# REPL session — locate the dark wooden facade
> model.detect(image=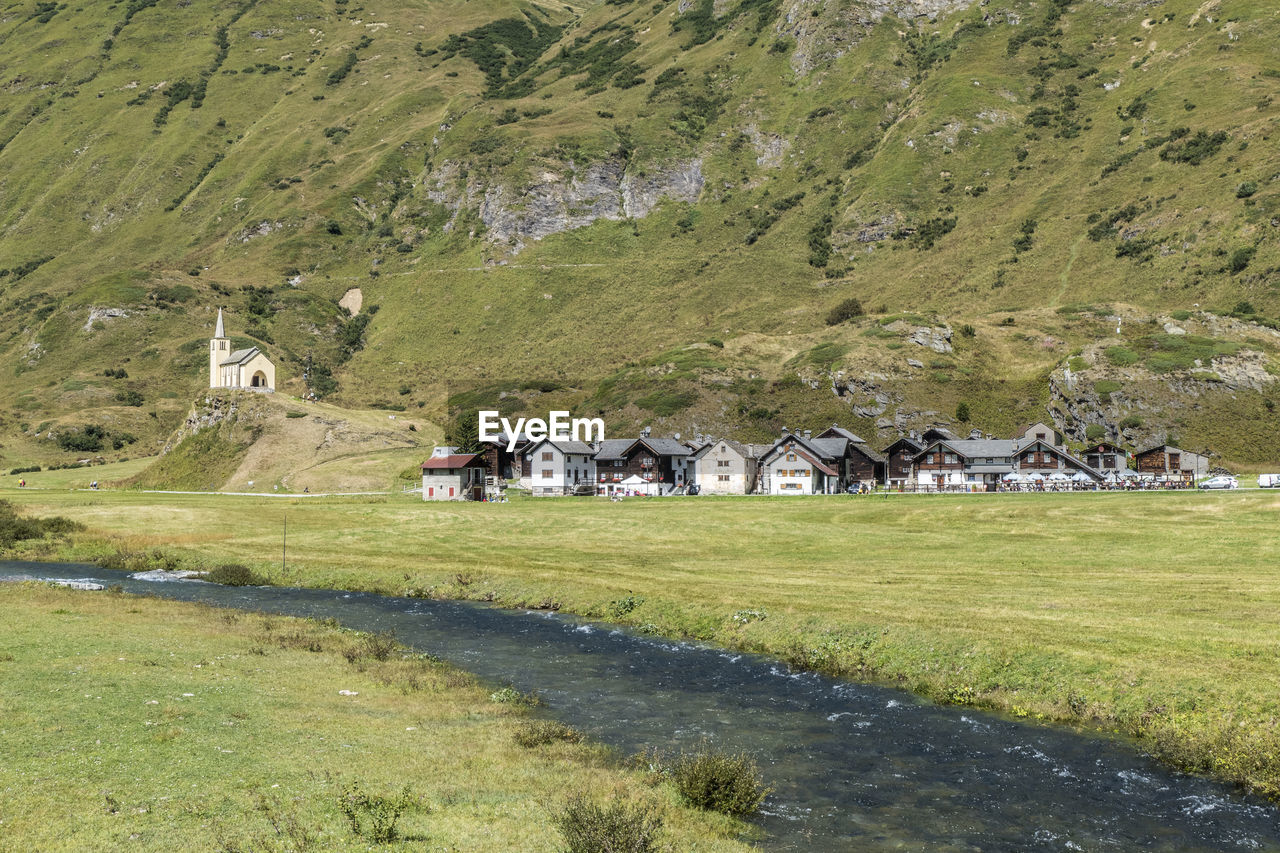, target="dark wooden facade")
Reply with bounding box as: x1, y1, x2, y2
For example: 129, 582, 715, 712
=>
883, 437, 923, 484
